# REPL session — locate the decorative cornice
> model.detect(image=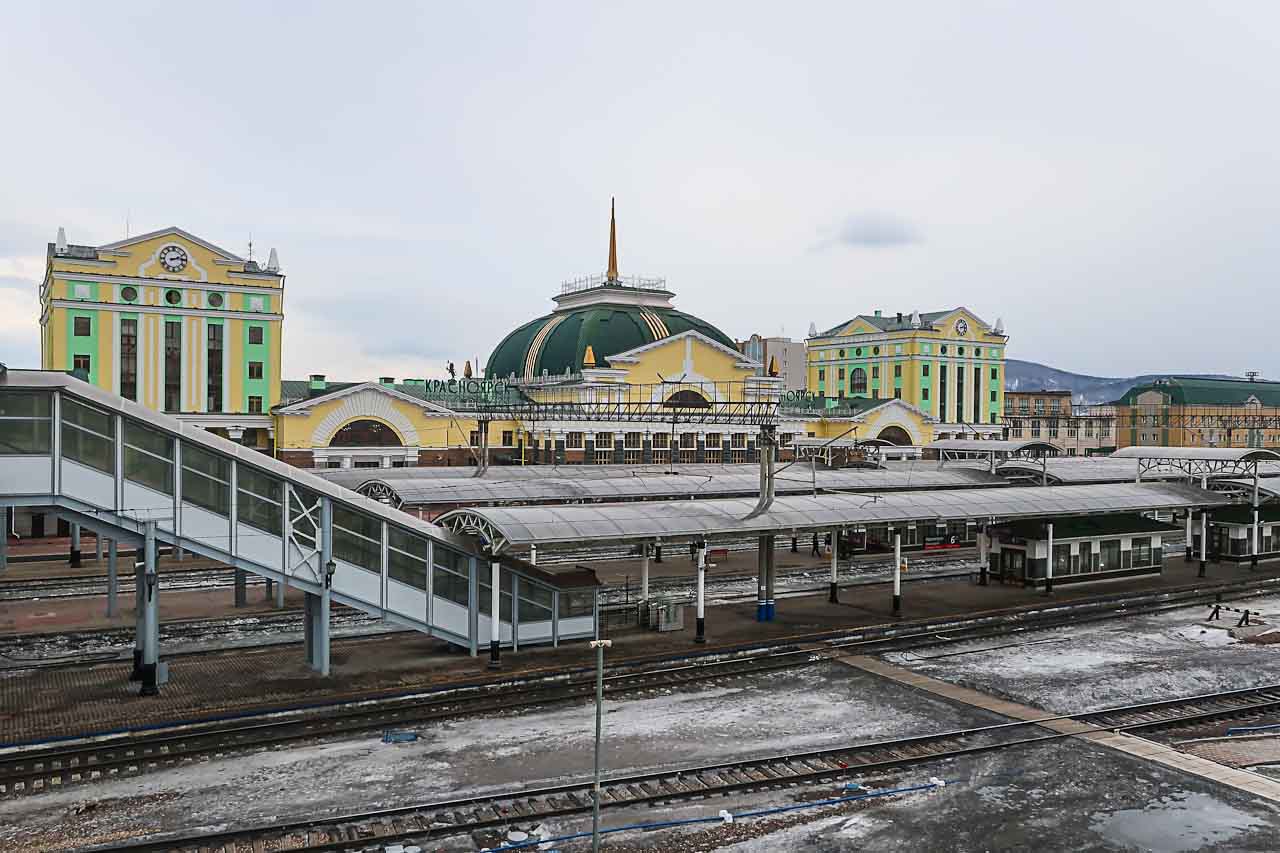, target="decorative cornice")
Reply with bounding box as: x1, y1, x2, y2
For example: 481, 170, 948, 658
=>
48, 271, 282, 294
49, 299, 282, 321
